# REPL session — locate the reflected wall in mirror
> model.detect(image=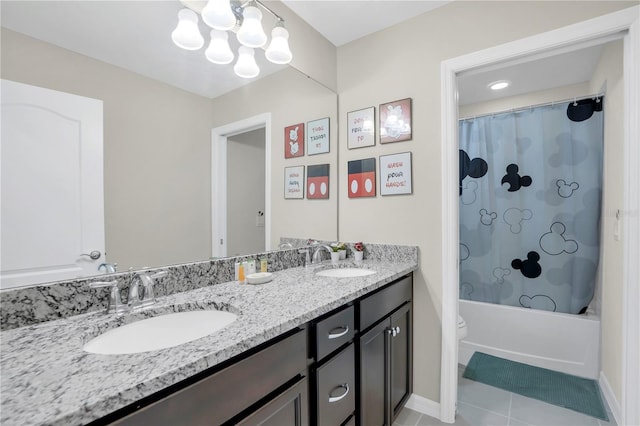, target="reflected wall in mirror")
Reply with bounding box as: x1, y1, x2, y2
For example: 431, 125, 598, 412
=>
0, 0, 338, 289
